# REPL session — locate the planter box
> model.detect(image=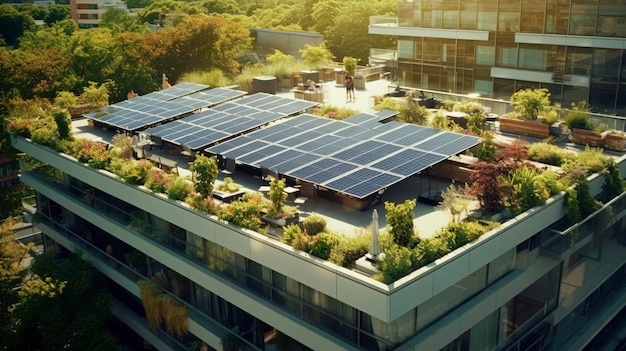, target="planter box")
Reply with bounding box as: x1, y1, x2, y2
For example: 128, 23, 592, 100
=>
212, 190, 246, 203
262, 213, 300, 227
604, 133, 625, 151
499, 118, 550, 139
569, 128, 606, 147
